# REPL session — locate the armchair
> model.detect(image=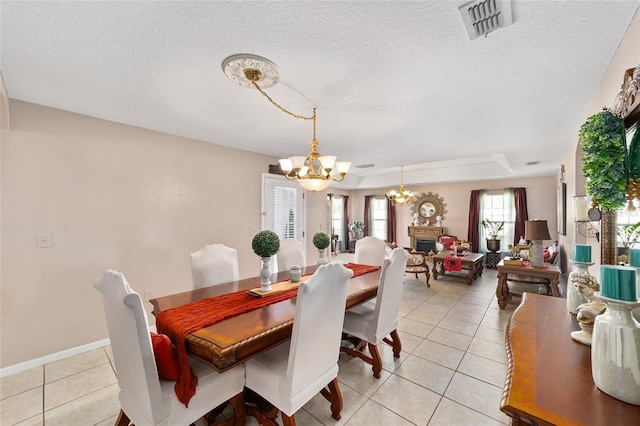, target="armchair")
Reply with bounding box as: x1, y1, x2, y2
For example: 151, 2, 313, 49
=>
404, 248, 430, 286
